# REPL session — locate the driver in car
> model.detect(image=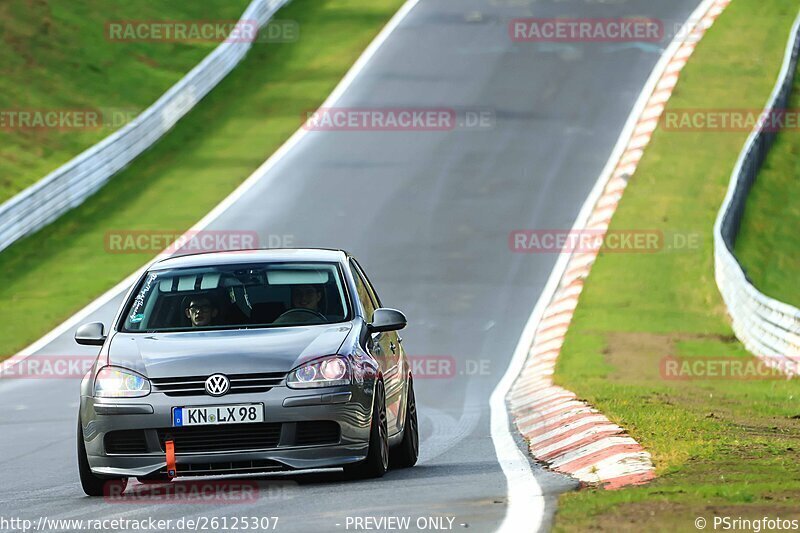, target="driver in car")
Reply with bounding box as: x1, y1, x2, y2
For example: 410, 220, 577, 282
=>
291, 285, 323, 312
184, 296, 219, 327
